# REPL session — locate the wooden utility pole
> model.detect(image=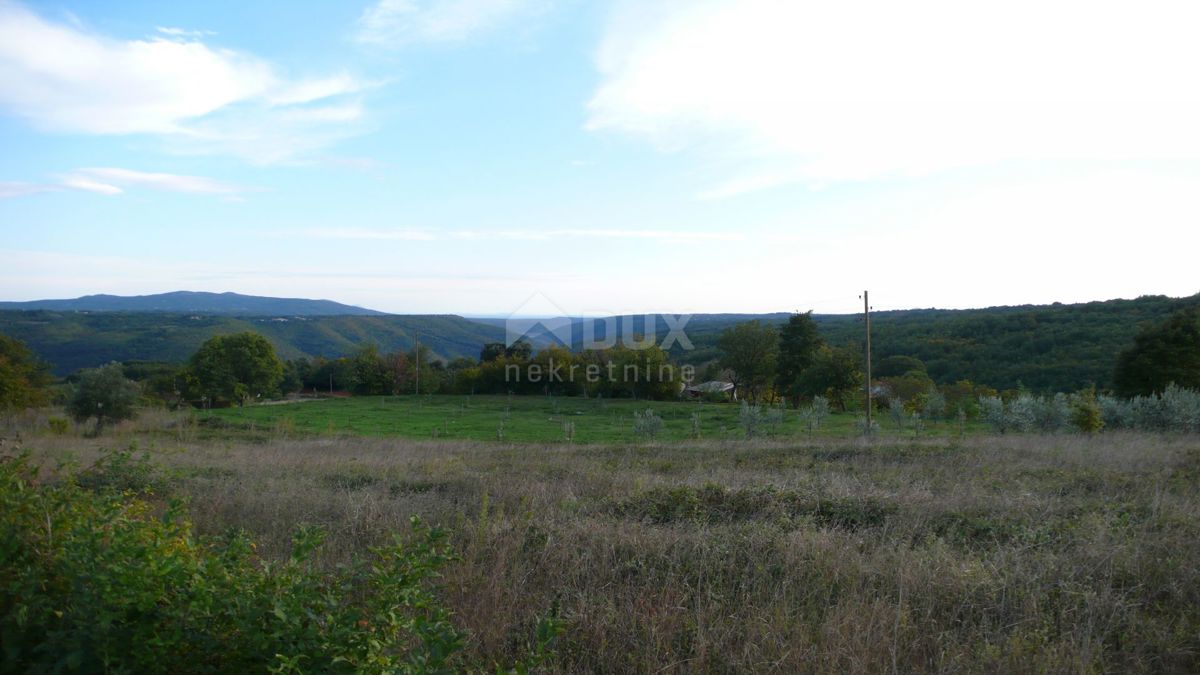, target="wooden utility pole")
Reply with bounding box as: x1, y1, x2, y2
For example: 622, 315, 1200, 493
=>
863, 290, 872, 432
414, 333, 420, 396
